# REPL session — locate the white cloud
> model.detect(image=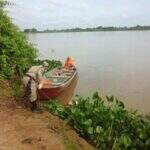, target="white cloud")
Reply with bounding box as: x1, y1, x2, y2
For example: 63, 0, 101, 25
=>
6, 0, 150, 29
